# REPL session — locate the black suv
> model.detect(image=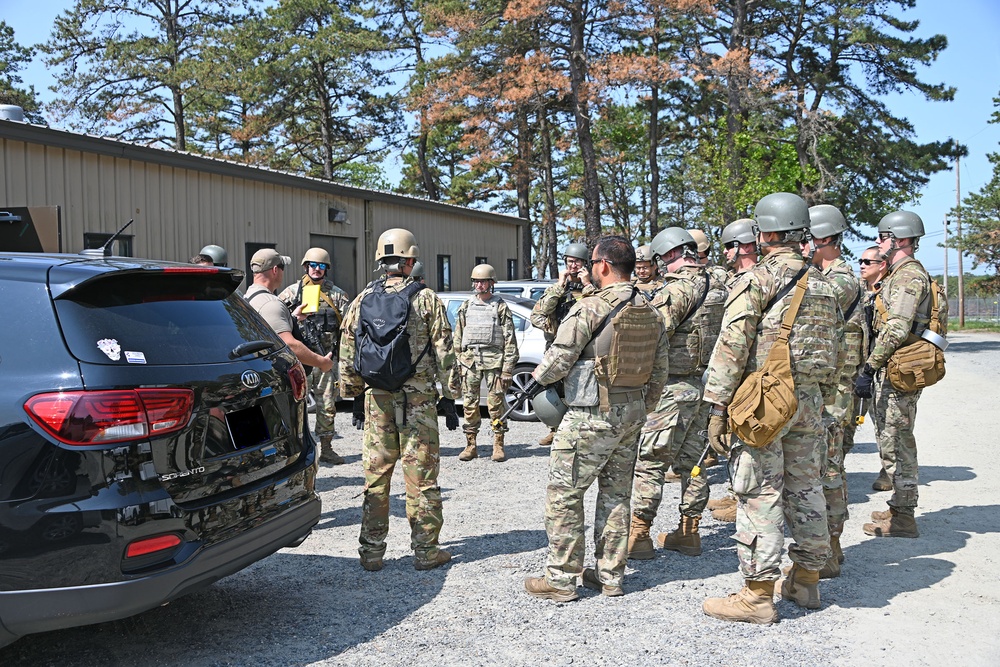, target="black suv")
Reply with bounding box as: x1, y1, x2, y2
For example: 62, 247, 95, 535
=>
0, 253, 320, 647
